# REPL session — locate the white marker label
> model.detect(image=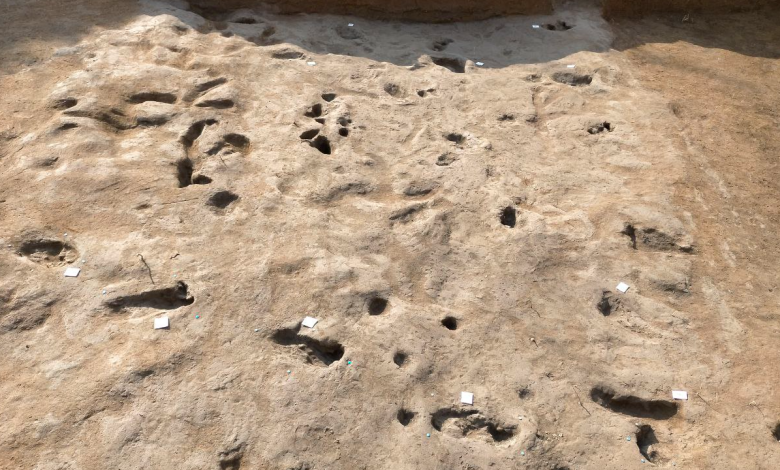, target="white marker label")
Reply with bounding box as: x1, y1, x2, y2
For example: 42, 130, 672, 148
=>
64, 267, 81, 277
302, 316, 319, 328
460, 391, 474, 405
348, 23, 354, 27
672, 390, 688, 400
567, 64, 576, 68
616, 282, 630, 293
307, 61, 316, 66
532, 24, 541, 29
475, 61, 484, 66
